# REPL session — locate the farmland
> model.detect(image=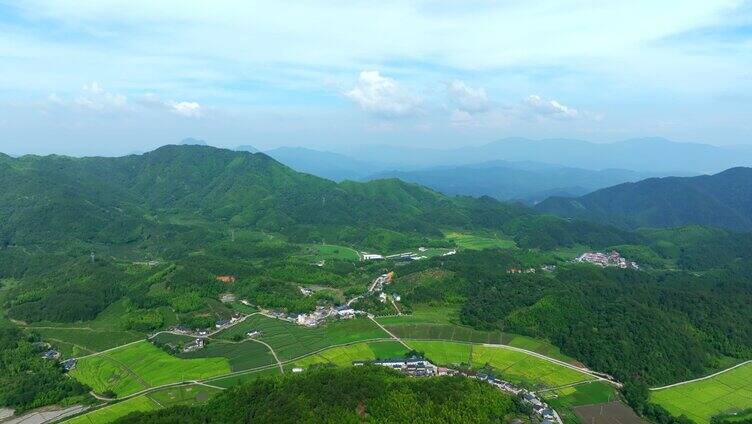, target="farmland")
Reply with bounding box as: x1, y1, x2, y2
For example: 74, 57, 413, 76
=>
30, 327, 144, 357
214, 315, 390, 360
298, 243, 361, 262
383, 322, 506, 344
63, 384, 220, 424
178, 339, 277, 371
206, 367, 282, 389
541, 381, 618, 423
64, 396, 160, 424
405, 341, 595, 390
445, 231, 516, 250
650, 362, 752, 423
70, 341, 231, 397
288, 341, 409, 370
